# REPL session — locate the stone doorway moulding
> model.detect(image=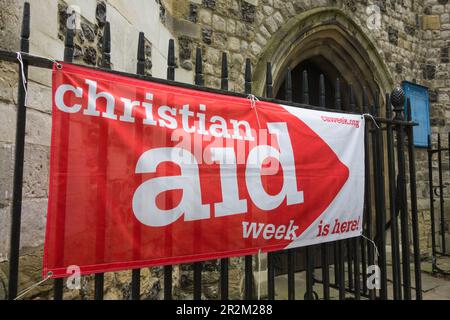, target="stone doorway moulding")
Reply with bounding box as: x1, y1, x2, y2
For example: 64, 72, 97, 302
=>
252, 7, 394, 111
